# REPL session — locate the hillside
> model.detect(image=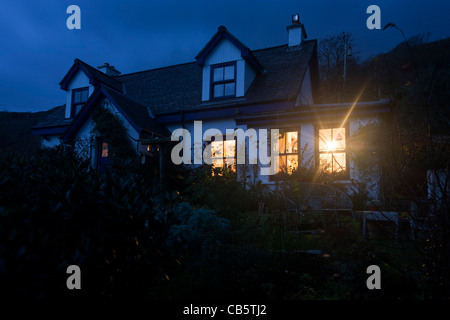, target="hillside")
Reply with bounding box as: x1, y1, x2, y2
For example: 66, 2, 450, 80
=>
0, 107, 61, 155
